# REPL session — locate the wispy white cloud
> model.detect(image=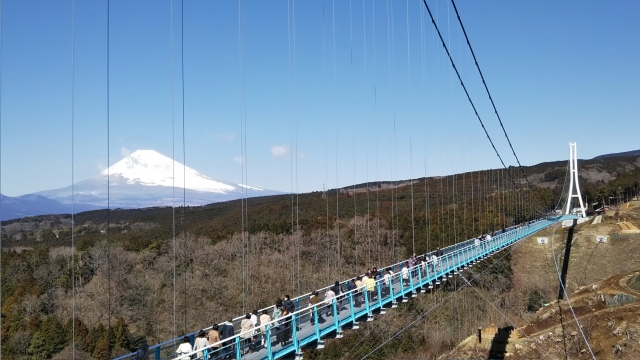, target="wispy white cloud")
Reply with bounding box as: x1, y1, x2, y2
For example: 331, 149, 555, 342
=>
271, 145, 291, 158
233, 155, 245, 164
